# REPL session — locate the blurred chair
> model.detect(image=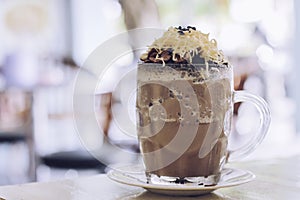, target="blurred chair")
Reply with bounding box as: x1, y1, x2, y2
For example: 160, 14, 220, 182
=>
40, 150, 105, 171
34, 57, 106, 181
0, 89, 36, 184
